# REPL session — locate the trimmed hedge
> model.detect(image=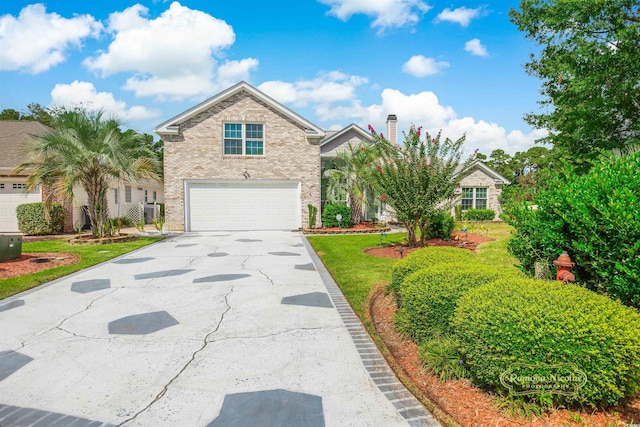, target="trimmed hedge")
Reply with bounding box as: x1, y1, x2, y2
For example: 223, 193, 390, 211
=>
16, 202, 65, 235
399, 263, 515, 342
321, 203, 351, 228
452, 278, 640, 407
462, 208, 495, 221
390, 247, 476, 306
